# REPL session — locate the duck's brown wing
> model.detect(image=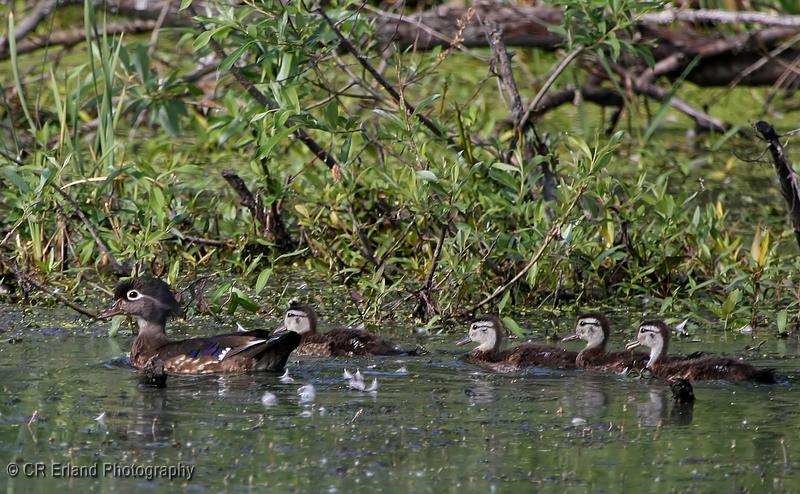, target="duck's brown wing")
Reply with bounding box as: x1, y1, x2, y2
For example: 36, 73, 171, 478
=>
579, 349, 647, 373
152, 331, 300, 374
657, 356, 775, 383
503, 343, 578, 369
320, 328, 403, 357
